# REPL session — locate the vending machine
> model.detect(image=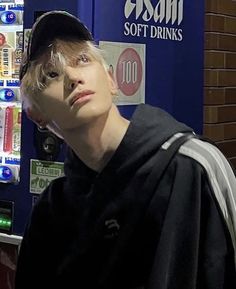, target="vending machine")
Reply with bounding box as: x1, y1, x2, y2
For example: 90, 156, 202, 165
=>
0, 1, 204, 288
0, 1, 23, 287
